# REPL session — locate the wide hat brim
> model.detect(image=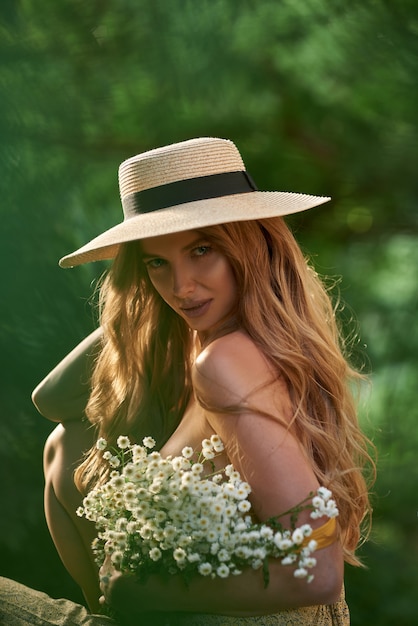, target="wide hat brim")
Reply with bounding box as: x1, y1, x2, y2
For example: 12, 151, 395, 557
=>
59, 190, 330, 268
